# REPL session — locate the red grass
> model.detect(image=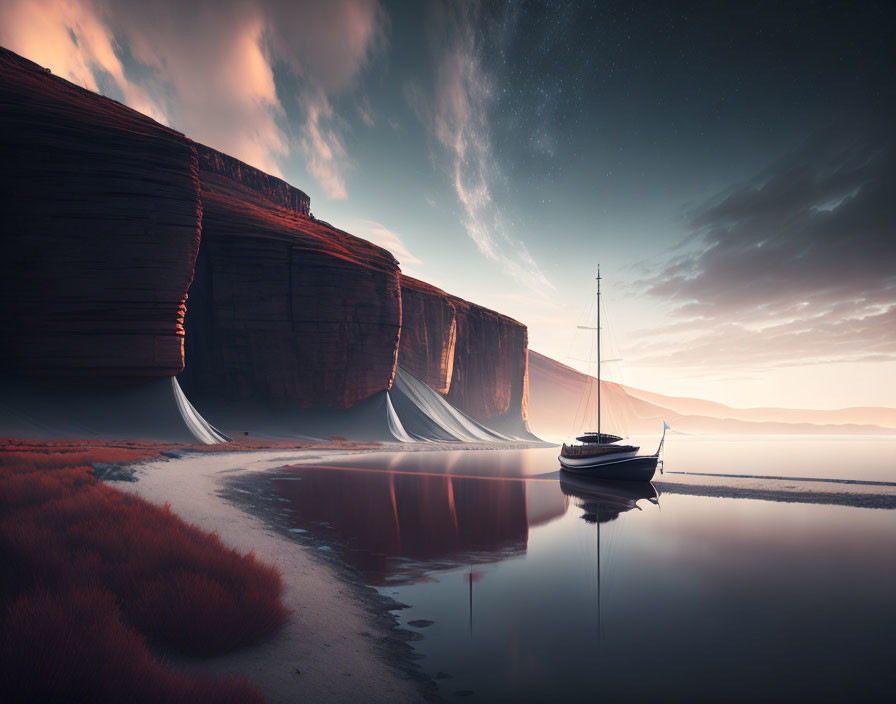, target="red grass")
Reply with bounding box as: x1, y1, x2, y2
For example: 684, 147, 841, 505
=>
0, 436, 382, 456
1, 587, 262, 704
0, 443, 291, 702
